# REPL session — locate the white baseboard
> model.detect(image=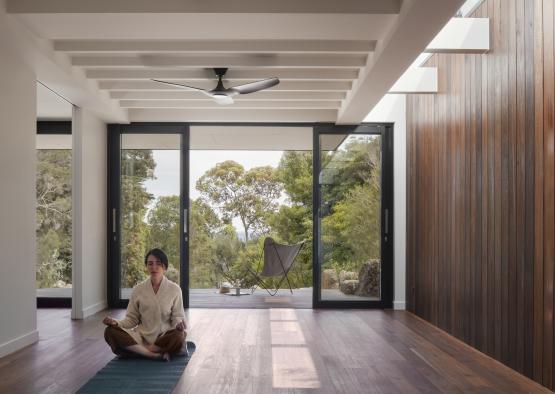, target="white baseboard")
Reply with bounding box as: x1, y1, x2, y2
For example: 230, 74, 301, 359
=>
73, 300, 107, 320
0, 329, 39, 358
393, 301, 406, 310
